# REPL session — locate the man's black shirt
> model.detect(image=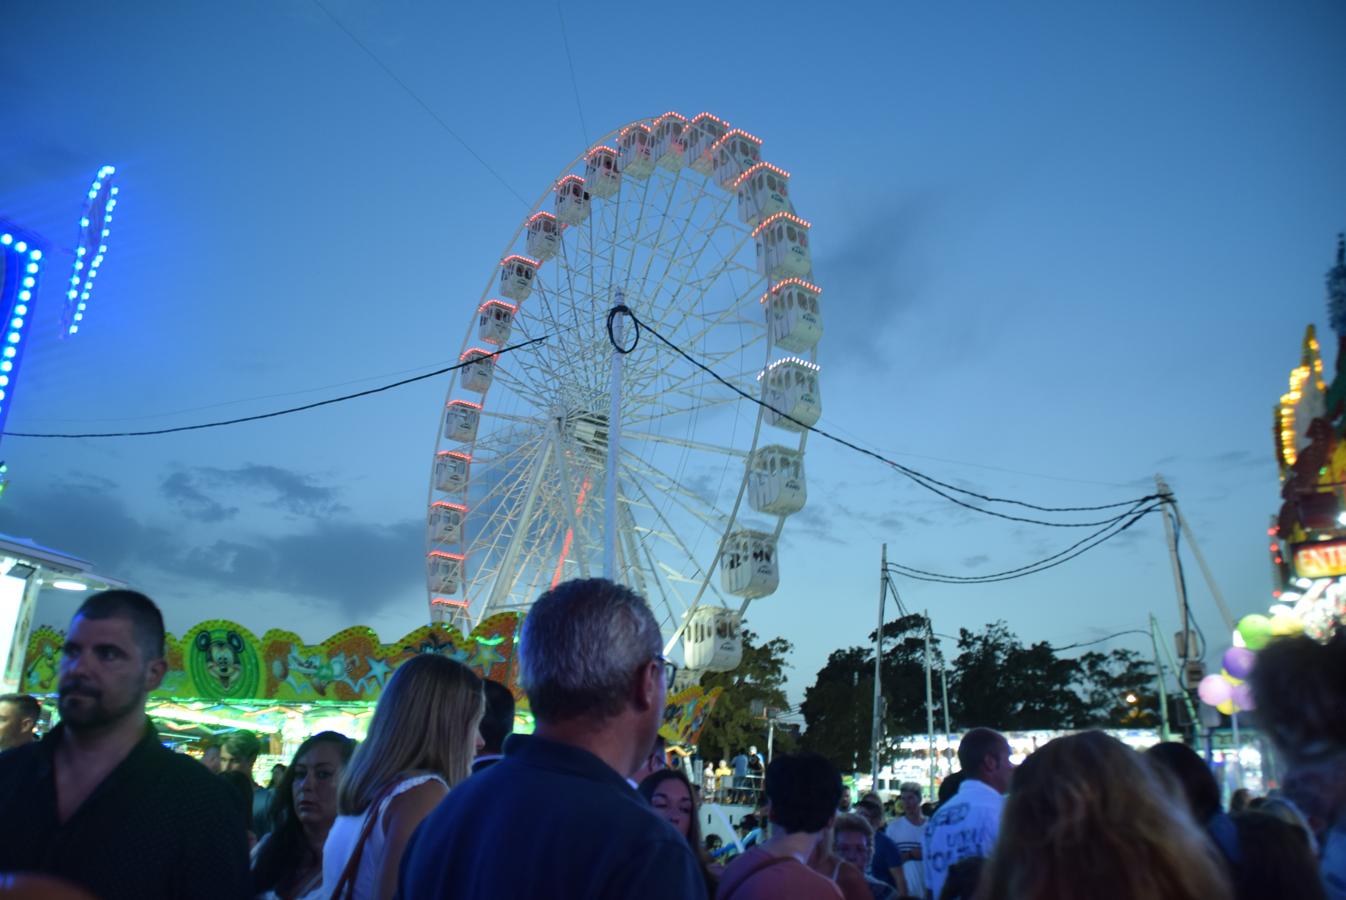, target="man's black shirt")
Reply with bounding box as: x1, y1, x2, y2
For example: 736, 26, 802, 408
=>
0, 719, 251, 900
